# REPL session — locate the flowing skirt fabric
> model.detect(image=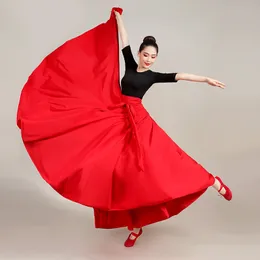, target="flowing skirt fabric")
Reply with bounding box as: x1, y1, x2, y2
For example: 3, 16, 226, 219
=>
17, 7, 214, 229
